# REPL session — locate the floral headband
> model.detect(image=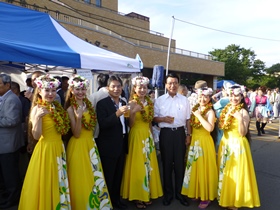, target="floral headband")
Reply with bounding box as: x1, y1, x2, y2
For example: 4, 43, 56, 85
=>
196, 87, 213, 96
34, 74, 60, 89
131, 76, 150, 86
227, 85, 245, 95
68, 75, 89, 89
